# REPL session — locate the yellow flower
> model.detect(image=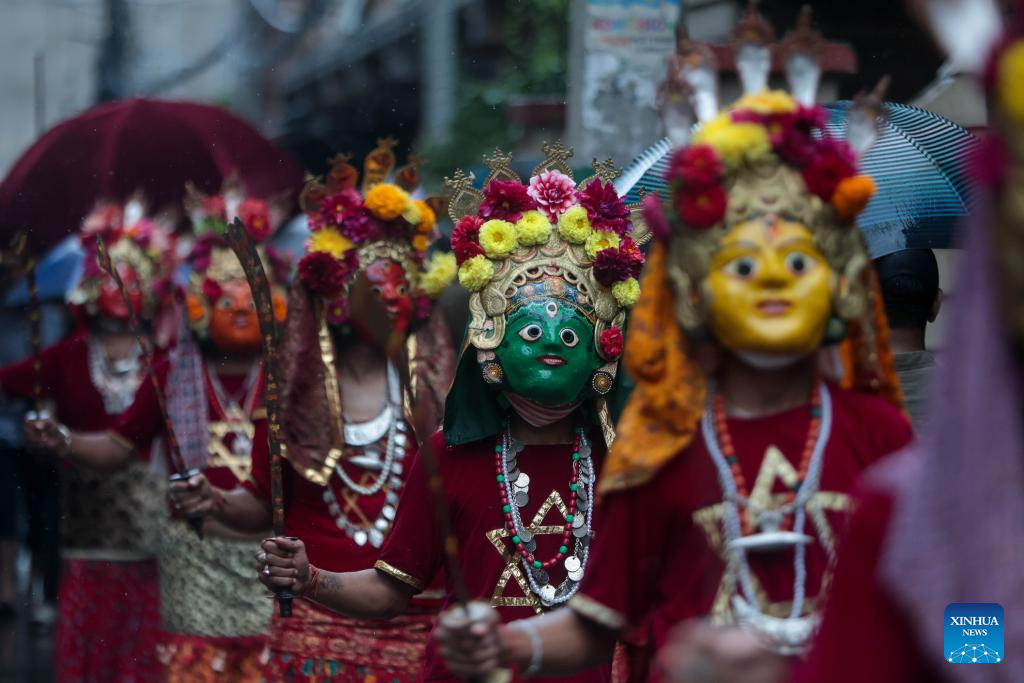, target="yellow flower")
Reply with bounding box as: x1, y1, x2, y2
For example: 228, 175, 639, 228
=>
611, 277, 640, 307
514, 210, 552, 246
412, 234, 430, 252
458, 254, 494, 292
420, 252, 457, 298
402, 200, 422, 225
997, 40, 1024, 123
692, 114, 771, 169
414, 200, 436, 234
585, 229, 621, 259
364, 183, 409, 220
732, 89, 798, 116
479, 219, 518, 258
308, 228, 353, 259
557, 205, 592, 244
